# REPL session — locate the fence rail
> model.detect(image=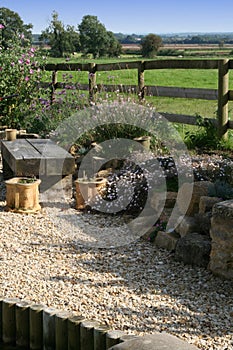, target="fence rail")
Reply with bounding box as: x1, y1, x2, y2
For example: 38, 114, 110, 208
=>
43, 58, 233, 139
